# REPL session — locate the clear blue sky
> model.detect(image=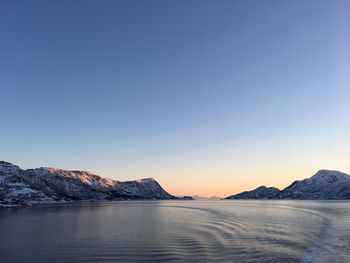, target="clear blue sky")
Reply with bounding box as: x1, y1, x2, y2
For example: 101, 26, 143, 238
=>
1, 0, 349, 196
